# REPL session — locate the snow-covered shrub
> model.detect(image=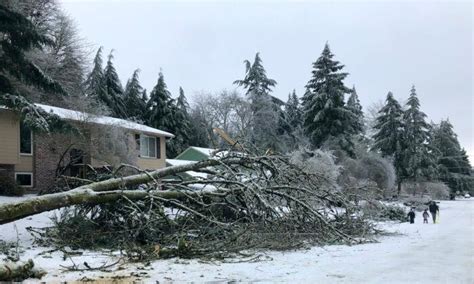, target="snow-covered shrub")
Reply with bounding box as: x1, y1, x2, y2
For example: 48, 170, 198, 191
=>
289, 148, 340, 190
403, 182, 449, 200
339, 153, 396, 200
360, 201, 406, 222
426, 182, 450, 200
377, 205, 407, 222
359, 154, 396, 191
